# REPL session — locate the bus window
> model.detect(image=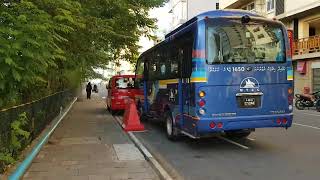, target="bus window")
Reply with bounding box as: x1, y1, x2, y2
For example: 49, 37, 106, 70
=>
206, 19, 285, 64
136, 58, 144, 76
